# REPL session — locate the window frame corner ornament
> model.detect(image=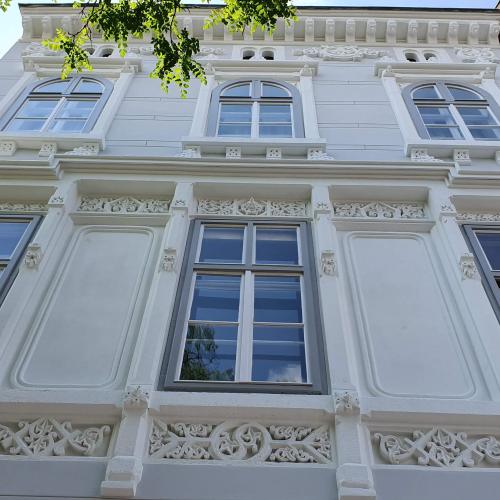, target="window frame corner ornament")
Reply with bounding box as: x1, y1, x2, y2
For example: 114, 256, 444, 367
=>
459, 252, 480, 281
334, 390, 360, 415
123, 385, 150, 411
